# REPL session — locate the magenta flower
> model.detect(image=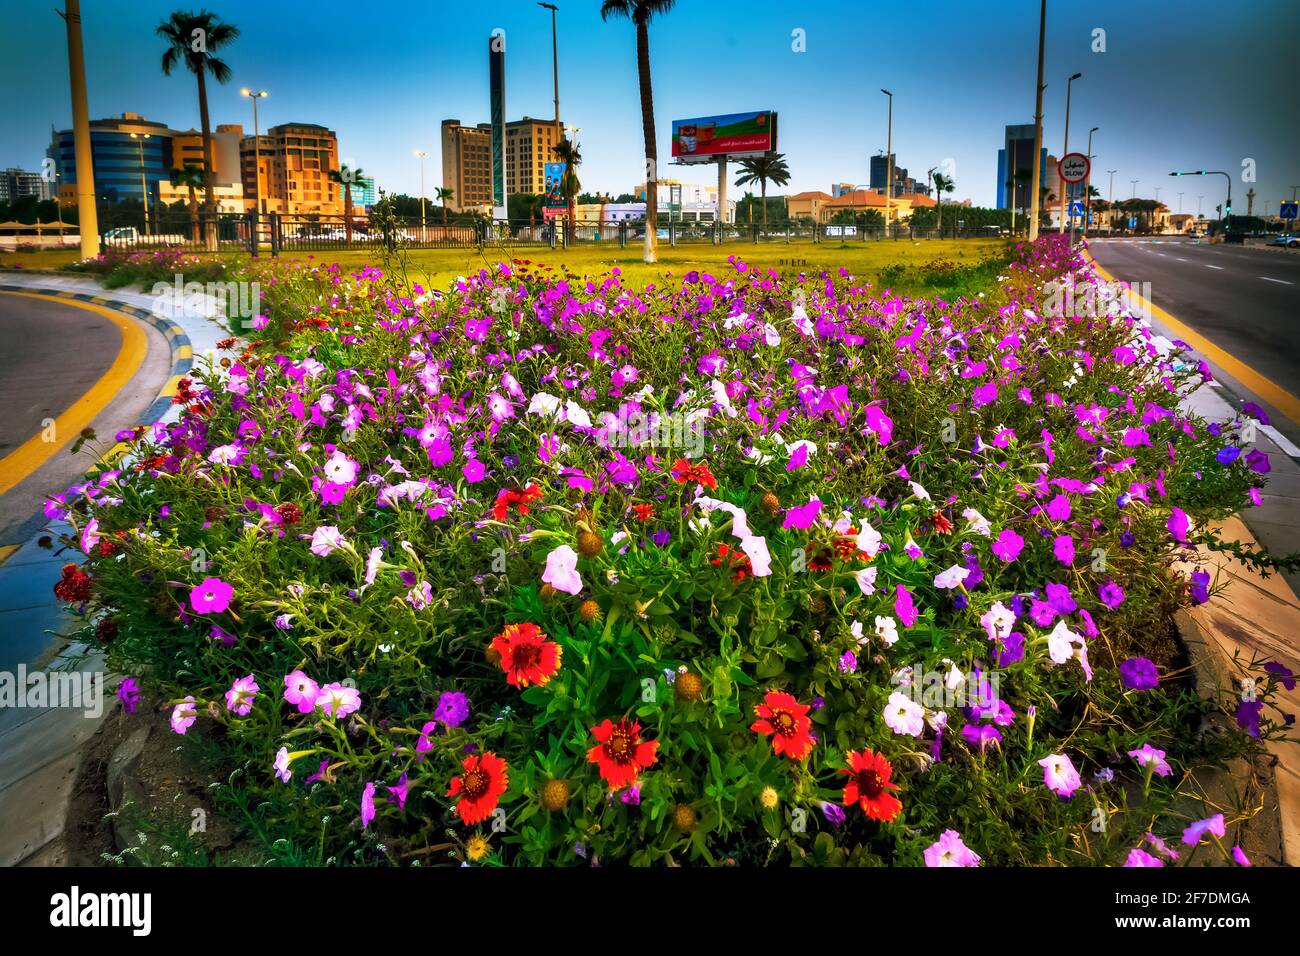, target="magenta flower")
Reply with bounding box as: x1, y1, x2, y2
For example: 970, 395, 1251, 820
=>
1052, 534, 1075, 566
1123, 847, 1164, 867
1045, 493, 1072, 521
1098, 580, 1125, 609
1128, 743, 1172, 777
434, 690, 470, 729
316, 682, 362, 719
991, 528, 1024, 562
117, 676, 140, 714
189, 576, 233, 614
1167, 507, 1190, 544
1038, 753, 1082, 797
1232, 845, 1252, 866
894, 585, 919, 628
387, 772, 410, 810
924, 829, 981, 867
361, 781, 377, 829
1181, 813, 1225, 846
170, 696, 198, 735
1120, 657, 1159, 691
283, 669, 321, 714
782, 497, 823, 530
225, 674, 259, 716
